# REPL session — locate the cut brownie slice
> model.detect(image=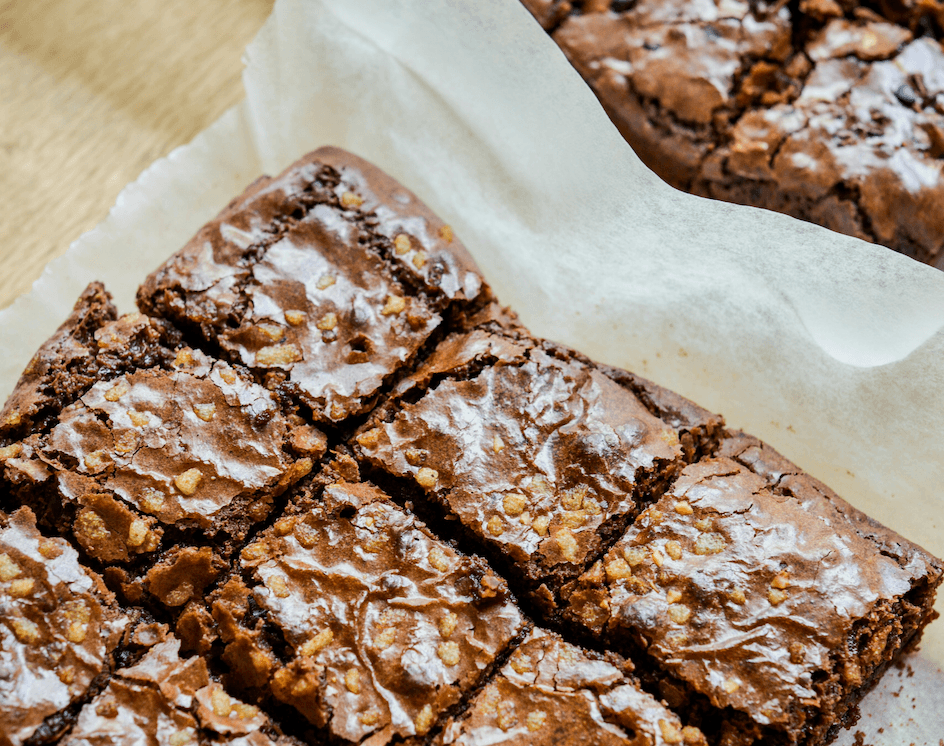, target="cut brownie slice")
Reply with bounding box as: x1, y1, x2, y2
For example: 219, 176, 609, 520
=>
0, 283, 180, 443
435, 628, 707, 746
353, 327, 722, 607
62, 631, 301, 746
0, 293, 324, 612
562, 434, 943, 746
205, 472, 526, 745
137, 146, 489, 424
0, 507, 128, 746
